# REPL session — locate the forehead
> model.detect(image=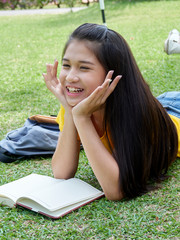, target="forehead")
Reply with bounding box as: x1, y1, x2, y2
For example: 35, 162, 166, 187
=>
64, 40, 98, 59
